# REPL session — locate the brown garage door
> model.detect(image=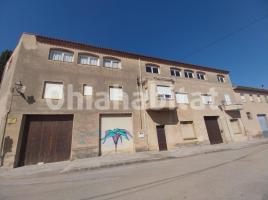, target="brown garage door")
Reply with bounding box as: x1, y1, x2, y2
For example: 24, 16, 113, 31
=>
18, 115, 73, 166
204, 116, 223, 145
